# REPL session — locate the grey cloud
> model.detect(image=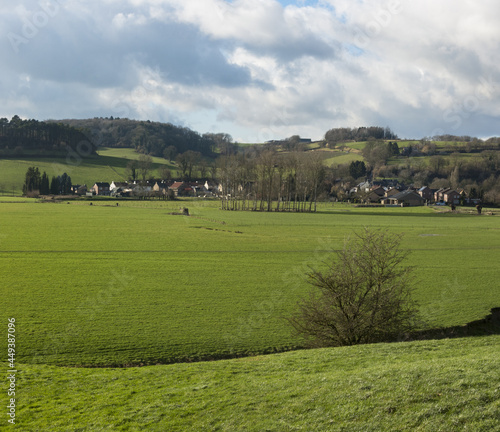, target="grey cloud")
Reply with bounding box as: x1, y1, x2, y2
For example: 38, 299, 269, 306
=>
2, 0, 500, 141
241, 33, 338, 62
129, 21, 253, 88
1, 5, 257, 91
